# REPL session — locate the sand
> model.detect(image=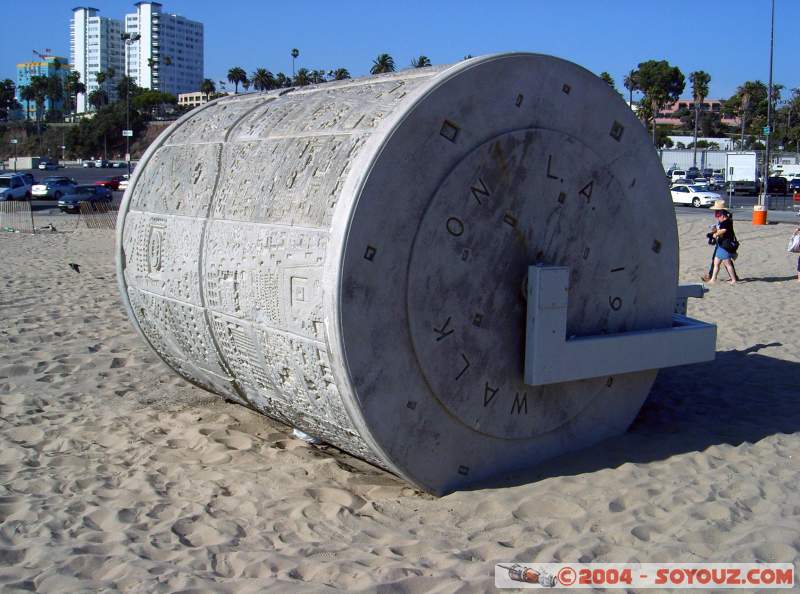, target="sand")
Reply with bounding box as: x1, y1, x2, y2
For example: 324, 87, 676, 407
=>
0, 213, 798, 592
